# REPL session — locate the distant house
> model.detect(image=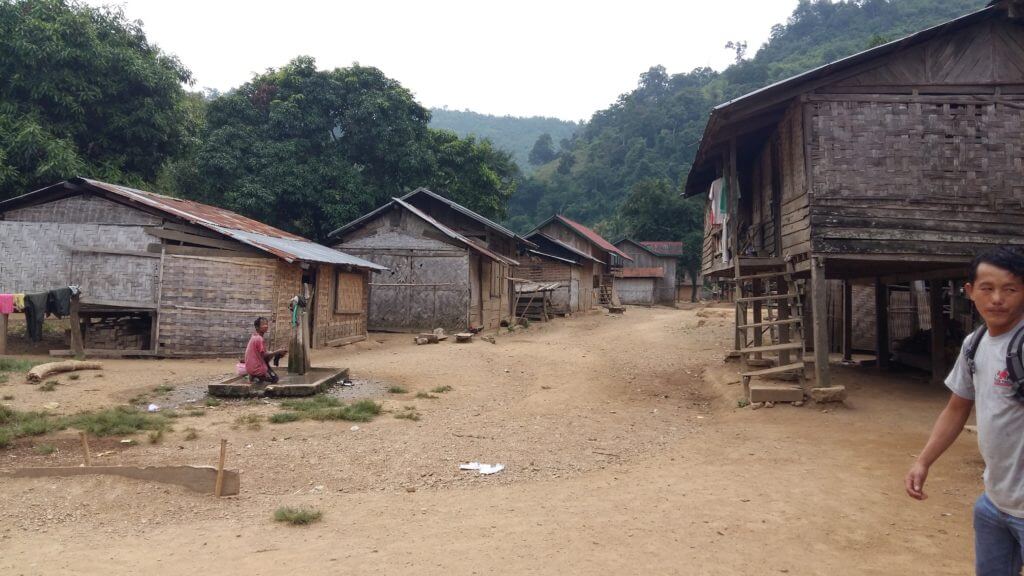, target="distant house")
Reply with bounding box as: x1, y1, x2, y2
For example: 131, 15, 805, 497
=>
0, 178, 385, 356
330, 188, 533, 332
613, 239, 686, 305
529, 215, 632, 308
516, 232, 603, 314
